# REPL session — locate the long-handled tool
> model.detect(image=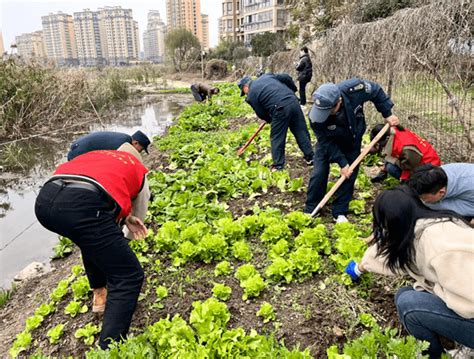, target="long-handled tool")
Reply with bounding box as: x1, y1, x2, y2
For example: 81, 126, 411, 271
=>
310, 123, 390, 217
237, 122, 266, 156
